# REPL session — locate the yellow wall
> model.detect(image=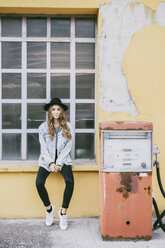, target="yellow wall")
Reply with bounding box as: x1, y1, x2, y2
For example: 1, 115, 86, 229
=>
0, 0, 110, 14
0, 167, 99, 218
0, 0, 165, 217
123, 24, 165, 212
